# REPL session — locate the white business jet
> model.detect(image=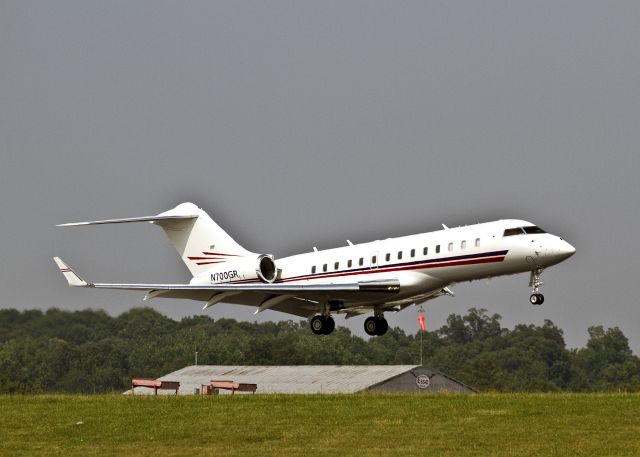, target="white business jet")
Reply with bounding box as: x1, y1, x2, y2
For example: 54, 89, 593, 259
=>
55, 203, 575, 336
